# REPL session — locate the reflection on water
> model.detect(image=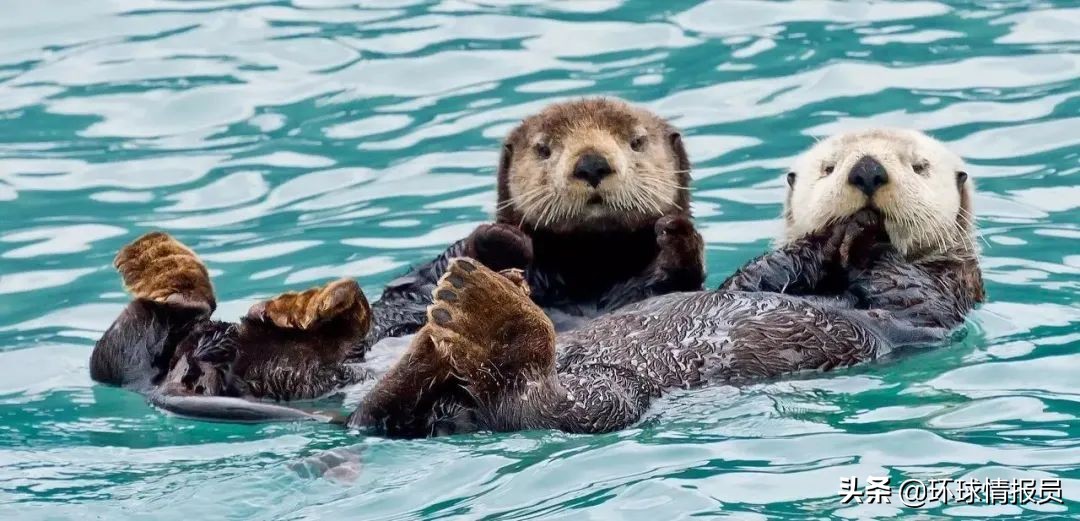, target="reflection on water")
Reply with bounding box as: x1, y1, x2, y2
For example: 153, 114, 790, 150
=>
0, 0, 1077, 518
